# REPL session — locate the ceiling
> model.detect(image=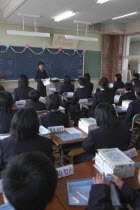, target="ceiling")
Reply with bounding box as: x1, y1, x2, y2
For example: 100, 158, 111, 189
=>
0, 0, 140, 30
